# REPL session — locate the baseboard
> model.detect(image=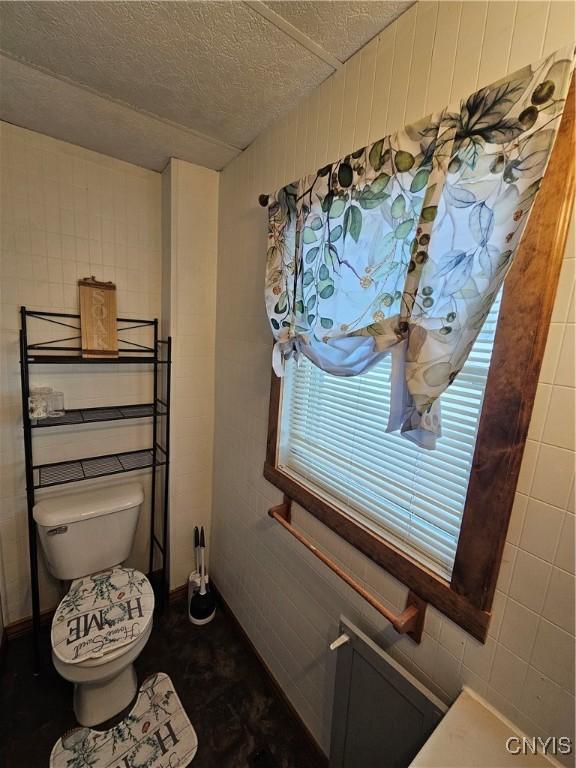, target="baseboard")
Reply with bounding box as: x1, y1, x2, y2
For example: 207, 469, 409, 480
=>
0, 627, 7, 673
169, 583, 188, 603
210, 581, 329, 768
6, 607, 55, 640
